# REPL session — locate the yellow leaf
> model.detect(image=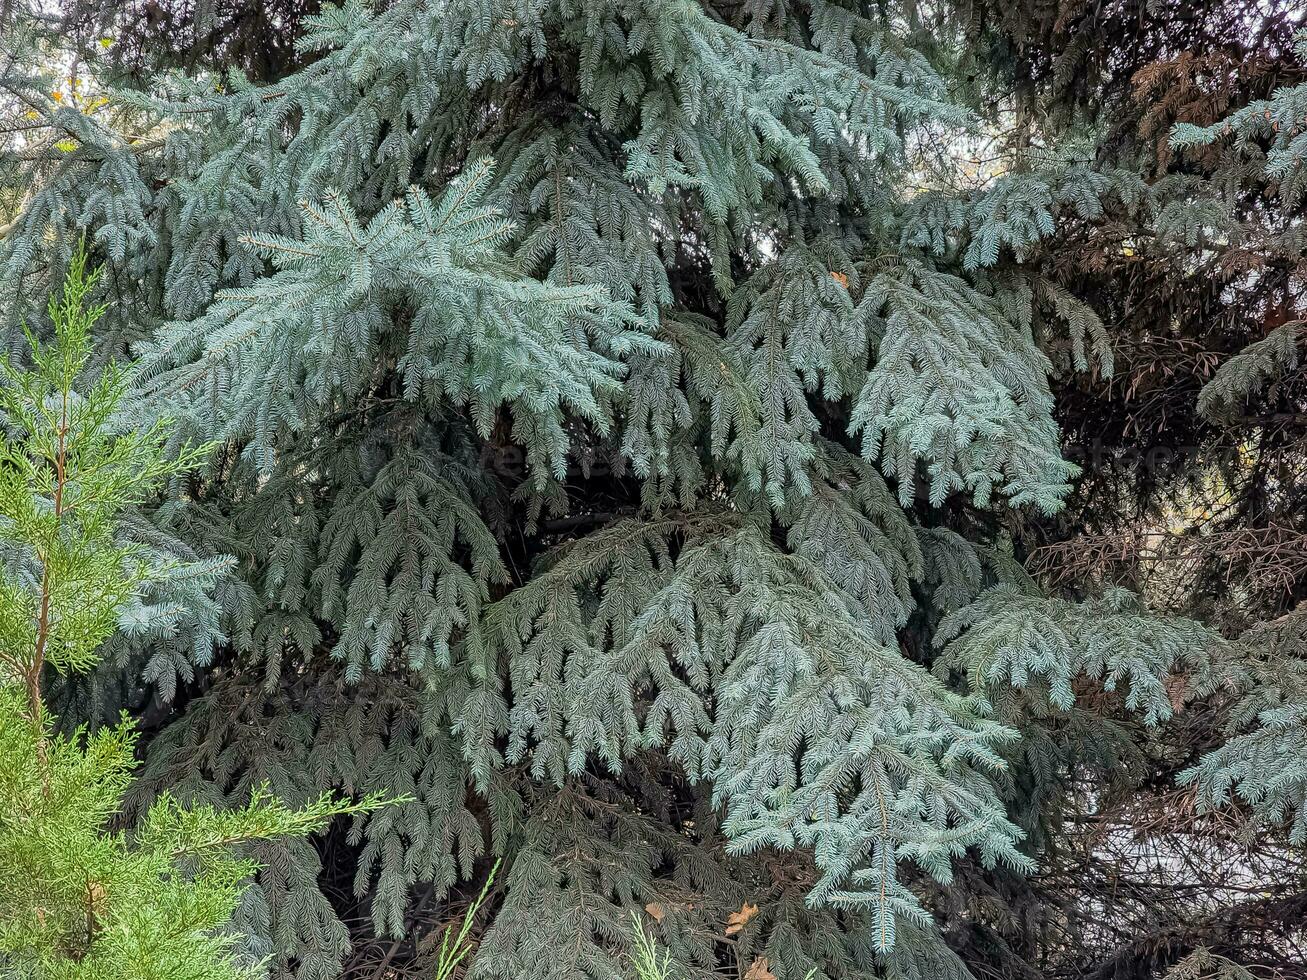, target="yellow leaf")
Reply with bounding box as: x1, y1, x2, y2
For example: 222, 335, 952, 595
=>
99, 37, 114, 48
725, 902, 759, 936
51, 91, 63, 102
54, 138, 77, 152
